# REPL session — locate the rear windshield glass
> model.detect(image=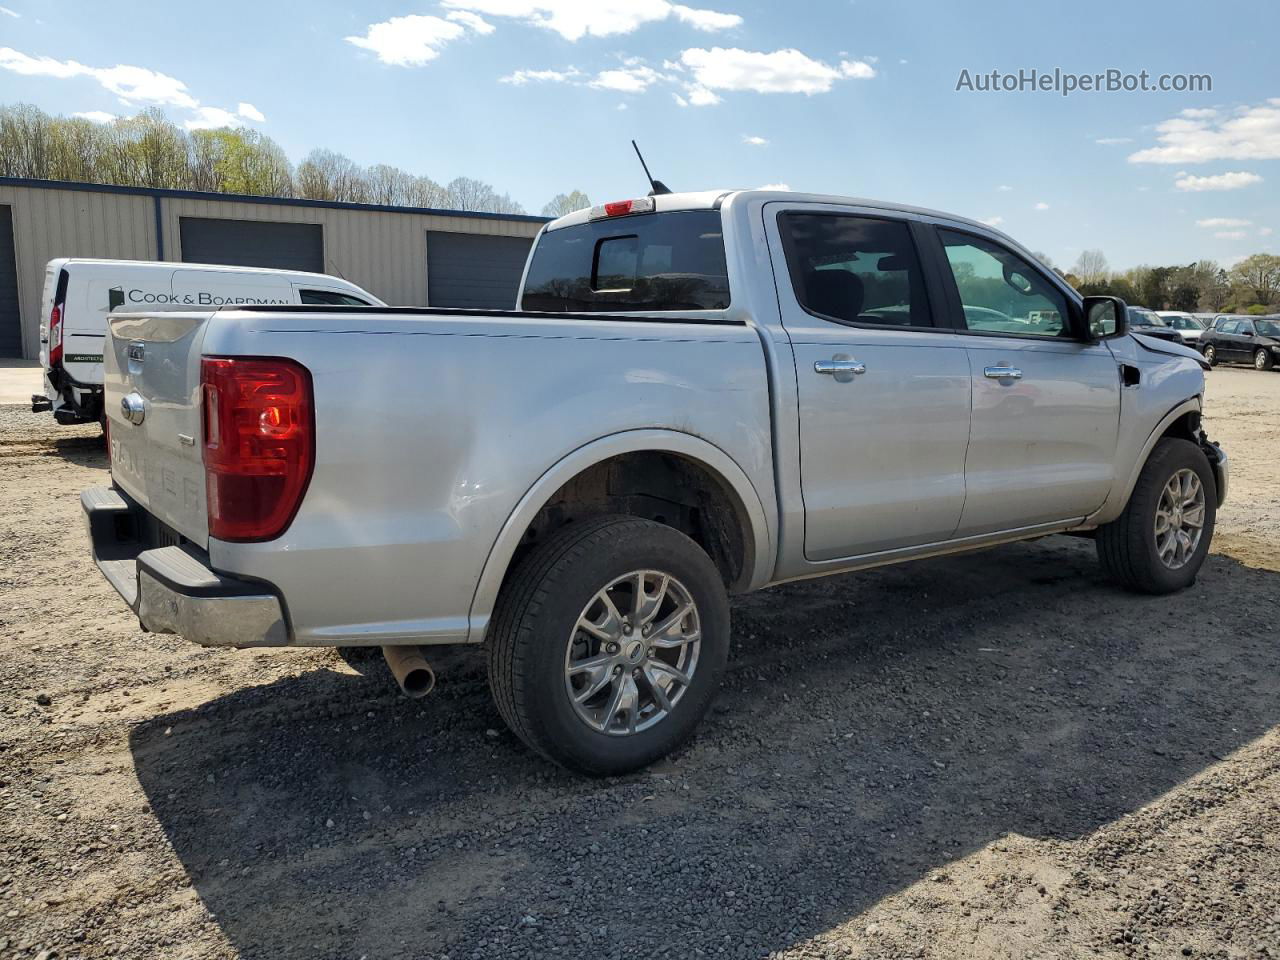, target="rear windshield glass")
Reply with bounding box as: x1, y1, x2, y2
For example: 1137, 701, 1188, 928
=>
520, 210, 730, 312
